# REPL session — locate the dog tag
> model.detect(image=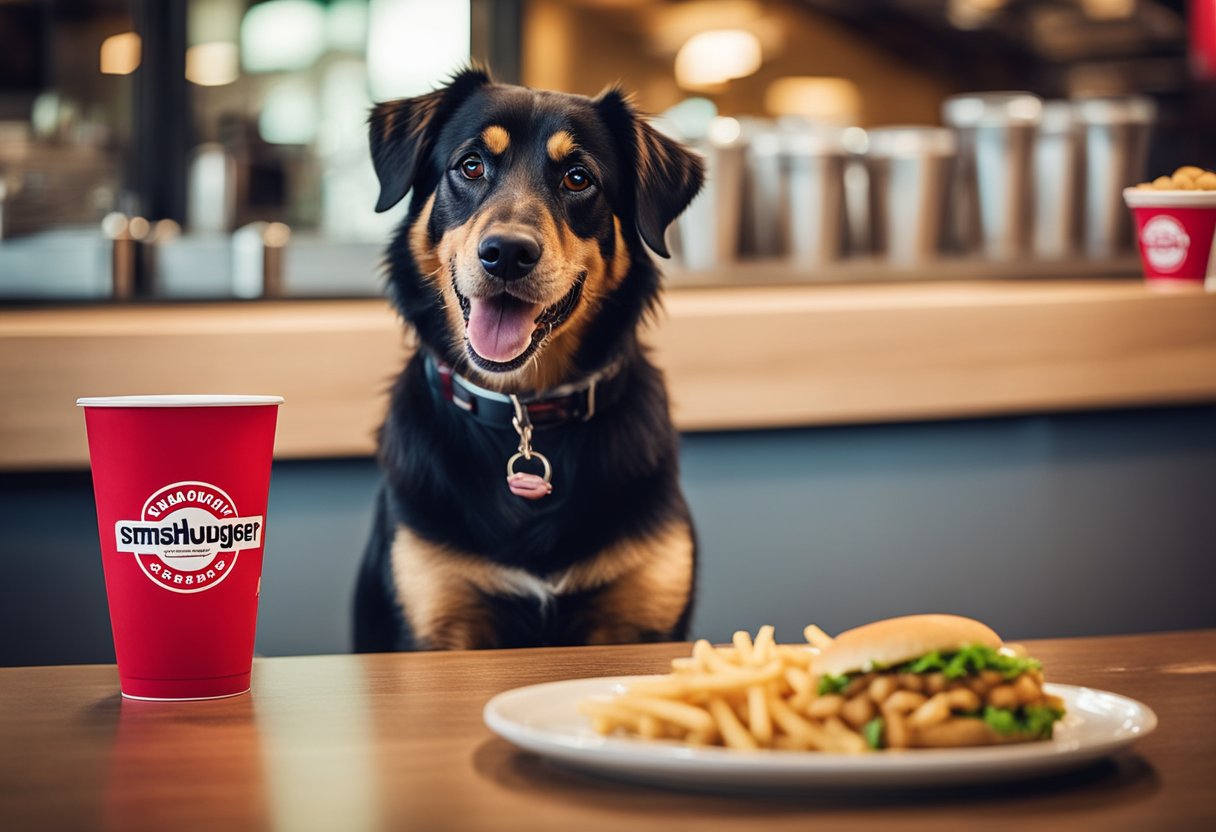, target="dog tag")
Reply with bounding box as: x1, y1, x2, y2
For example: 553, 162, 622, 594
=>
508, 472, 552, 500
506, 449, 552, 500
